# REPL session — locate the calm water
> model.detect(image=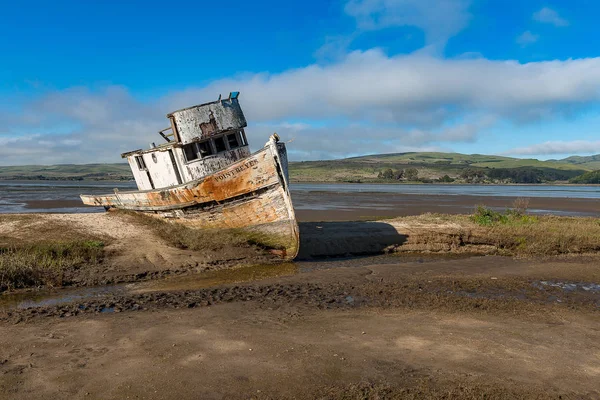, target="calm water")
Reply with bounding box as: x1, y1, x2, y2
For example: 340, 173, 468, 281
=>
292, 183, 600, 198
0, 180, 598, 214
